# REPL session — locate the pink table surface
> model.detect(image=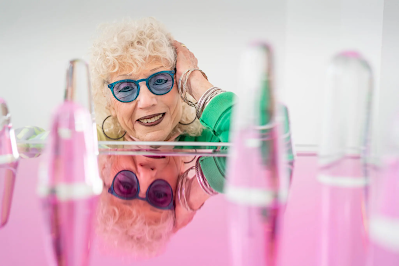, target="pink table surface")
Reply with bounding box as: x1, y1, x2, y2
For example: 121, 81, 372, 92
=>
0, 155, 353, 266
